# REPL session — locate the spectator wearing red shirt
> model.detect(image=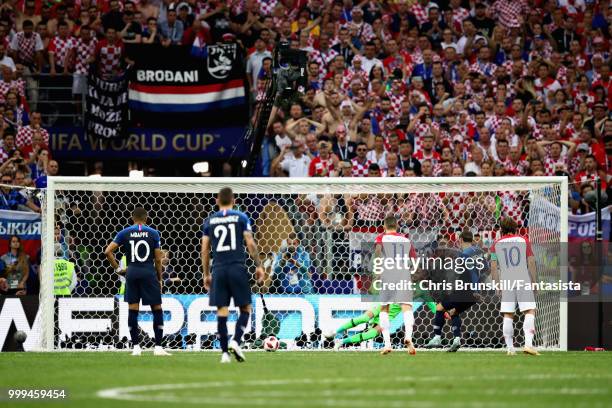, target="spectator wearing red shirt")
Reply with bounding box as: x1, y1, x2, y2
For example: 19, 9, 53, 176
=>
492, 0, 528, 29
573, 127, 607, 169
537, 140, 576, 176
0, 66, 22, 106
48, 20, 76, 75
575, 155, 607, 191
70, 25, 97, 96
308, 141, 337, 177
350, 142, 372, 177
9, 20, 43, 71
95, 27, 124, 80
591, 65, 611, 109
534, 63, 562, 108
9, 19, 43, 111
311, 33, 338, 78
382, 38, 412, 76
413, 134, 441, 164
16, 112, 48, 149
20, 129, 49, 164
505, 145, 529, 176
